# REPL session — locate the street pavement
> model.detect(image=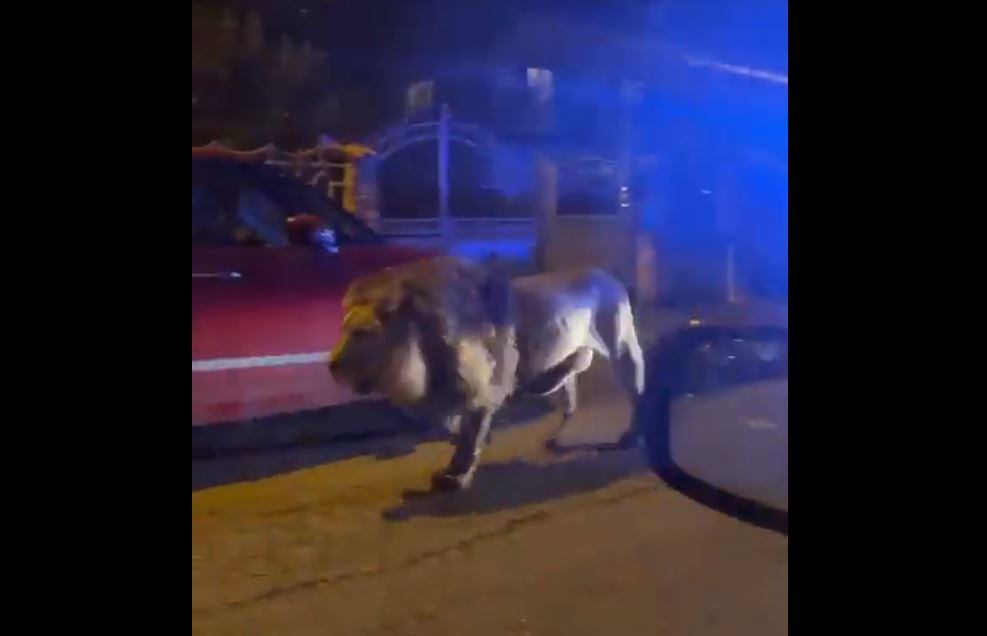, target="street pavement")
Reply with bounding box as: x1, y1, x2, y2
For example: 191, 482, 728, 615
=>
192, 323, 788, 635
